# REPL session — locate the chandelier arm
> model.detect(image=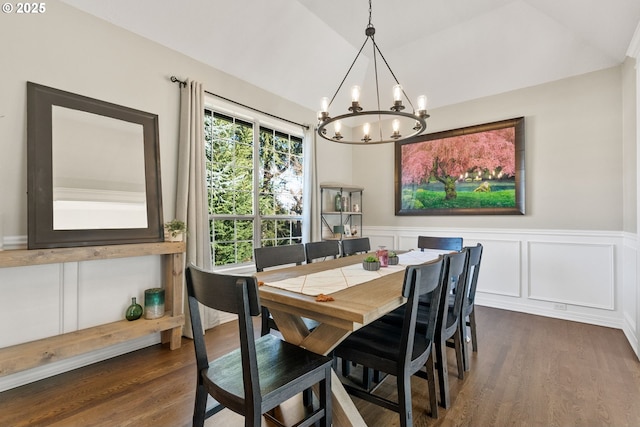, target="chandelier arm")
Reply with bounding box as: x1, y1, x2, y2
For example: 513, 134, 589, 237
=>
371, 38, 417, 111
327, 36, 370, 108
